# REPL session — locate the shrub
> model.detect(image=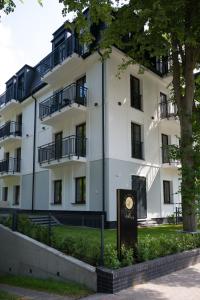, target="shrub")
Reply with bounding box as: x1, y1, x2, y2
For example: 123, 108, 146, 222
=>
104, 244, 120, 269
167, 213, 176, 224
